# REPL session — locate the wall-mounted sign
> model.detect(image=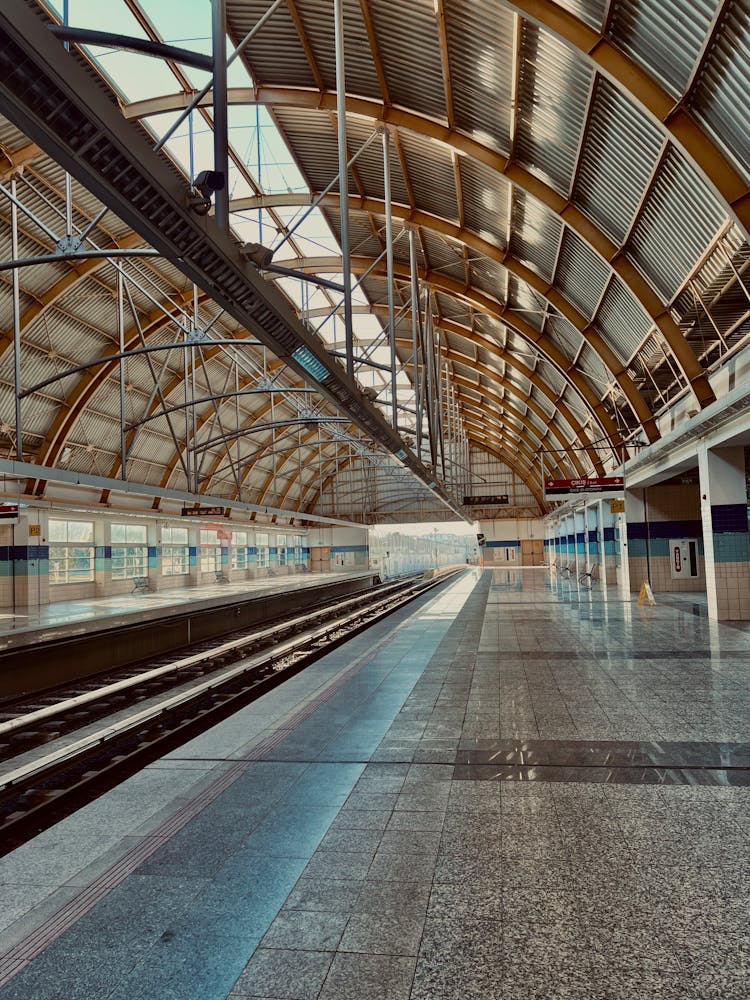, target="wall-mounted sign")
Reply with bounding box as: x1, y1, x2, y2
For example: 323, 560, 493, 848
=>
29, 524, 42, 536
181, 506, 225, 517
463, 495, 509, 505
544, 477, 624, 498
609, 499, 625, 513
